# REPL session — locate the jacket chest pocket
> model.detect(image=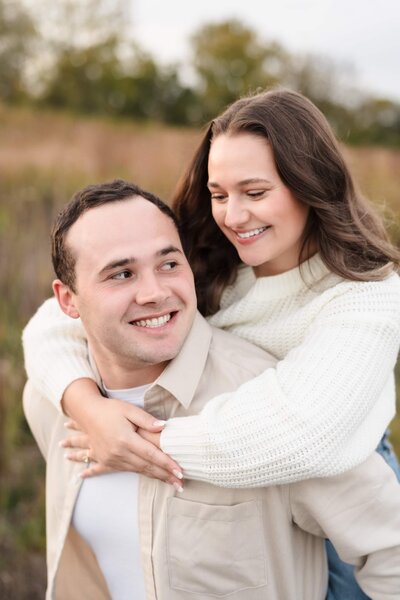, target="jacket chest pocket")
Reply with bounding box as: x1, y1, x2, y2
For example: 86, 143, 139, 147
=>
166, 497, 267, 597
